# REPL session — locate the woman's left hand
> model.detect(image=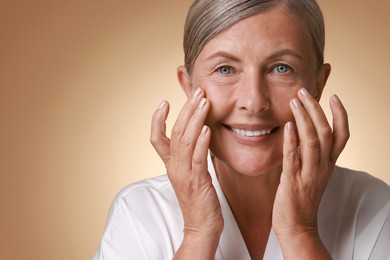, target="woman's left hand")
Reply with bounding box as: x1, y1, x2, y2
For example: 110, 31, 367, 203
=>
272, 88, 349, 259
